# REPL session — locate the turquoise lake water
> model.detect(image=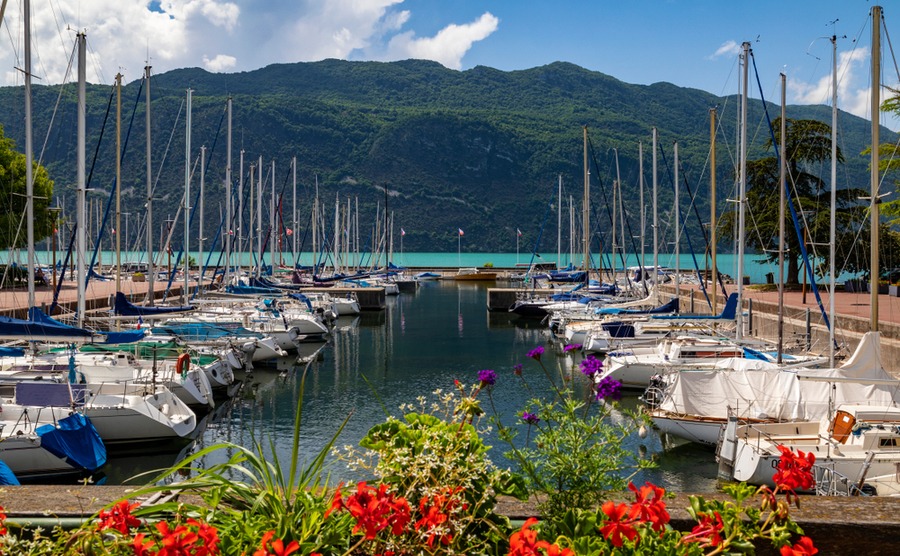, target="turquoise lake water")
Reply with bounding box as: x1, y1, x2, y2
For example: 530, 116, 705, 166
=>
5, 250, 856, 286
